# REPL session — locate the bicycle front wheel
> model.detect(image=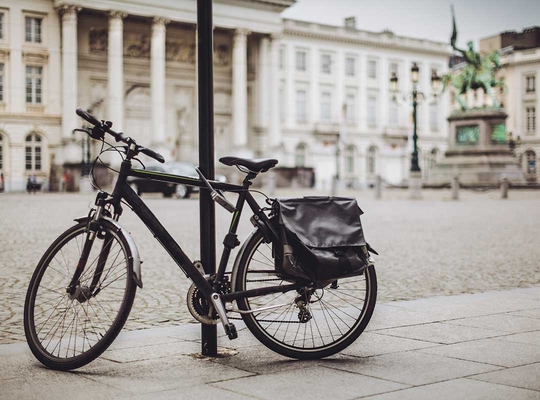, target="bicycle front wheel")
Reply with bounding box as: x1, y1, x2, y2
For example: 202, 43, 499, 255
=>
24, 220, 137, 370
235, 230, 377, 359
